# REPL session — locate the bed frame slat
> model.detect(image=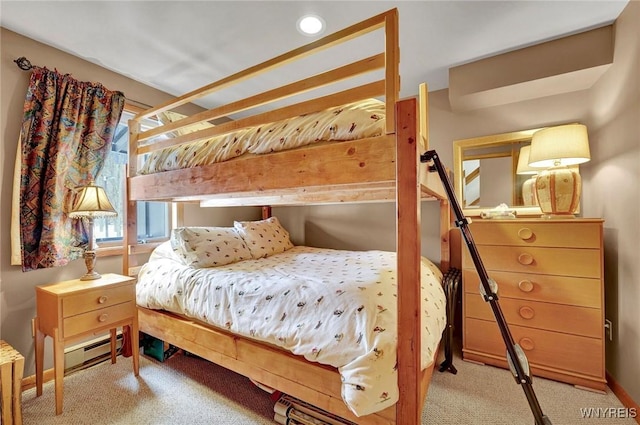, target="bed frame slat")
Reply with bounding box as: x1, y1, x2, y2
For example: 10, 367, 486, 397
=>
138, 53, 386, 143
137, 80, 385, 155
